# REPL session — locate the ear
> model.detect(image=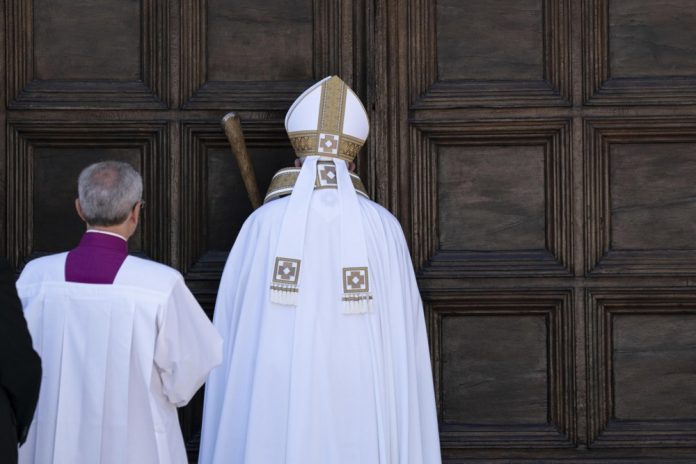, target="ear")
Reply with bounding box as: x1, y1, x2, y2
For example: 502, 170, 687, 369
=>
294, 158, 302, 168
75, 199, 87, 223
130, 202, 141, 225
